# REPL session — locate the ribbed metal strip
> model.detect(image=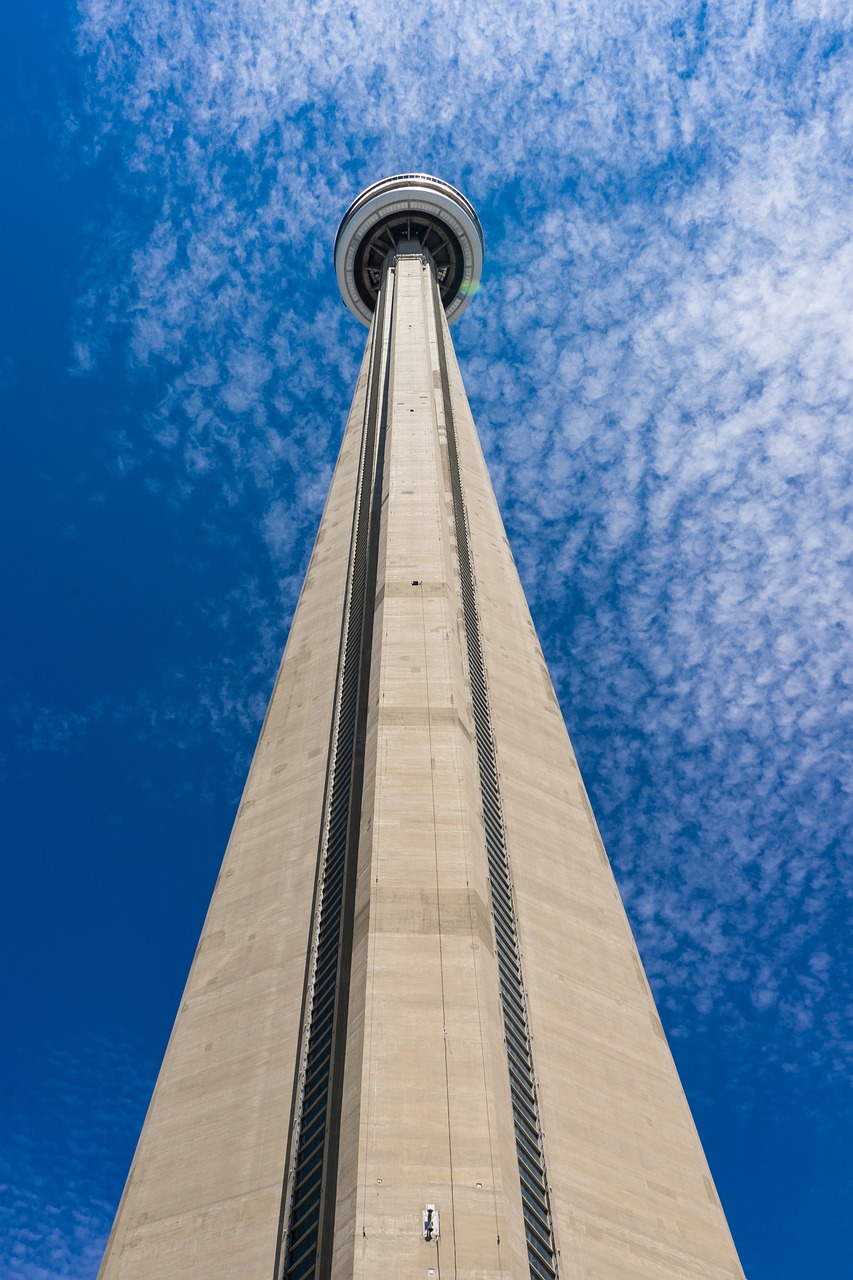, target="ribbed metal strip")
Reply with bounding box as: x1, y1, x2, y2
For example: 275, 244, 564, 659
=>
430, 273, 559, 1279
278, 275, 393, 1280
